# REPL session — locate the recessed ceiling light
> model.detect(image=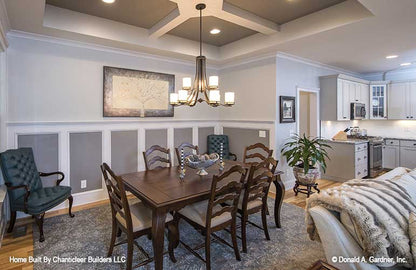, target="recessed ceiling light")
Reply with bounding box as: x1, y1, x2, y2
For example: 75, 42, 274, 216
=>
102, 0, 115, 3
210, 29, 221, 35
401, 62, 412, 66
386, 55, 398, 59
